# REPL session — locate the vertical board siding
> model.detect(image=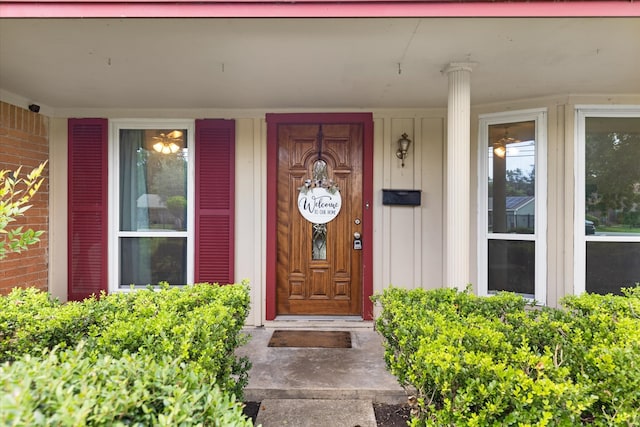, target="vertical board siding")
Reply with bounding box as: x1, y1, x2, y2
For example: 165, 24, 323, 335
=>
195, 119, 235, 284
68, 118, 108, 300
